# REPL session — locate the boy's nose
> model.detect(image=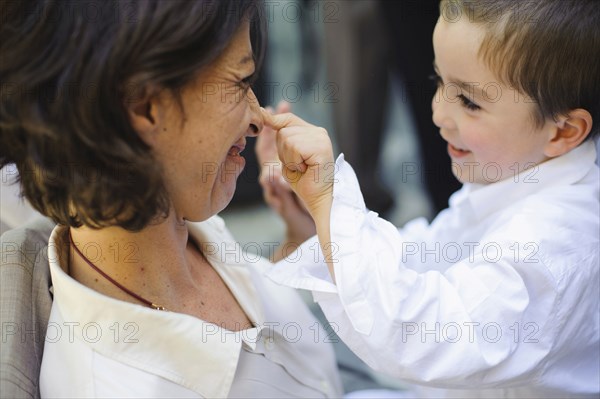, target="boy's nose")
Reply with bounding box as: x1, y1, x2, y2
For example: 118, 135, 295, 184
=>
431, 90, 456, 131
